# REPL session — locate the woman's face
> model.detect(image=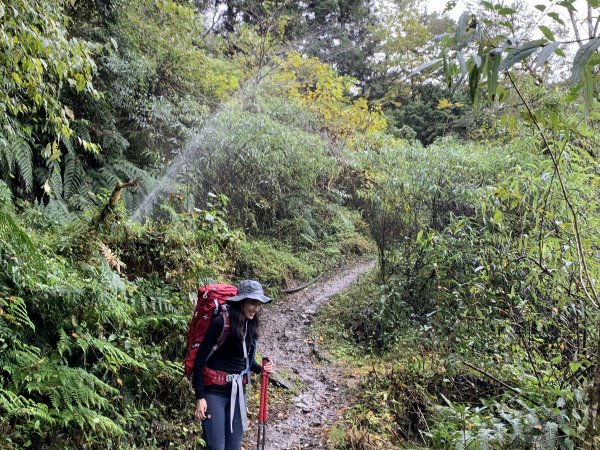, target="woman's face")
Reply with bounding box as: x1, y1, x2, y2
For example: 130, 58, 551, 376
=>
242, 299, 262, 320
